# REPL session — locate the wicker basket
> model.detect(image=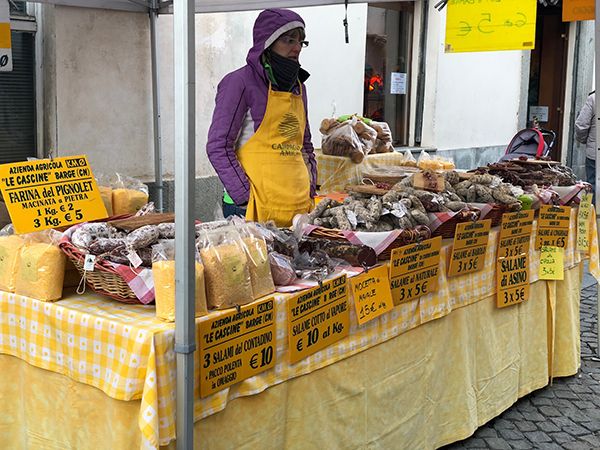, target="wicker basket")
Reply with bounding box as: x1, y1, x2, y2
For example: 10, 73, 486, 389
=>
309, 225, 431, 261
431, 209, 481, 239
60, 240, 141, 304
483, 203, 521, 228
